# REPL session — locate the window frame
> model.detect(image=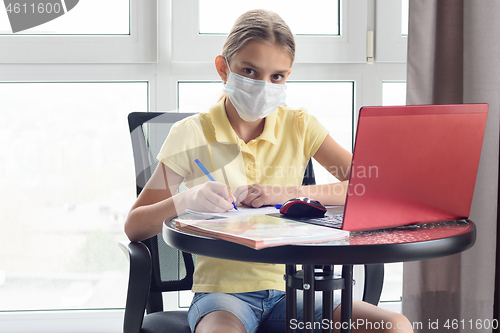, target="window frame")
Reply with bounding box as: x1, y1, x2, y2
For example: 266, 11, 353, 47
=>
0, 0, 157, 63
172, 0, 368, 64
375, 0, 407, 63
